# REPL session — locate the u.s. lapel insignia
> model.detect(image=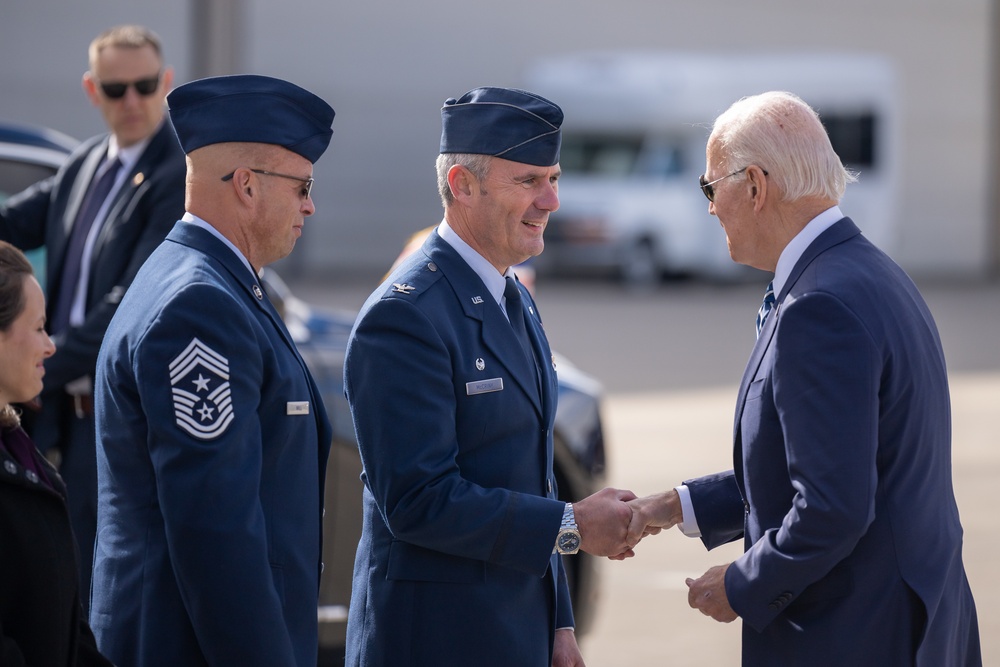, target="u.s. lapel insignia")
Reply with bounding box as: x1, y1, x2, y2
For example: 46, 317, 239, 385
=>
133, 172, 145, 186
472, 296, 484, 304
169, 338, 234, 440
551, 354, 557, 371
252, 284, 264, 300
476, 358, 485, 371
392, 283, 416, 294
